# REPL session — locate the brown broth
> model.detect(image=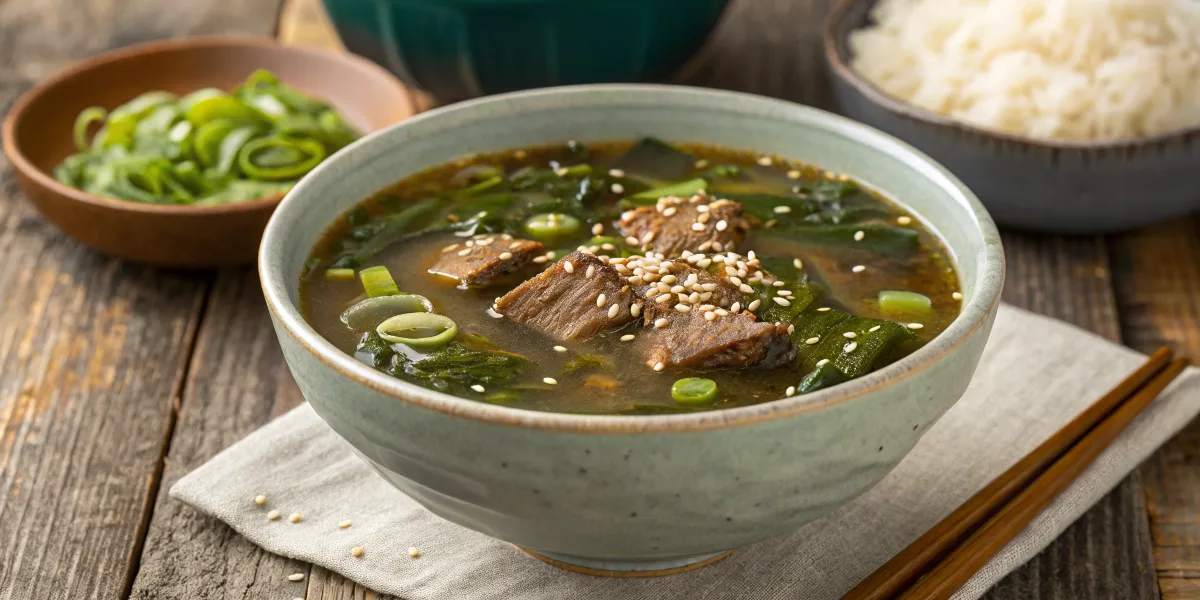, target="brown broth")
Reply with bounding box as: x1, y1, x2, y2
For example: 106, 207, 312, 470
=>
300, 140, 960, 414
